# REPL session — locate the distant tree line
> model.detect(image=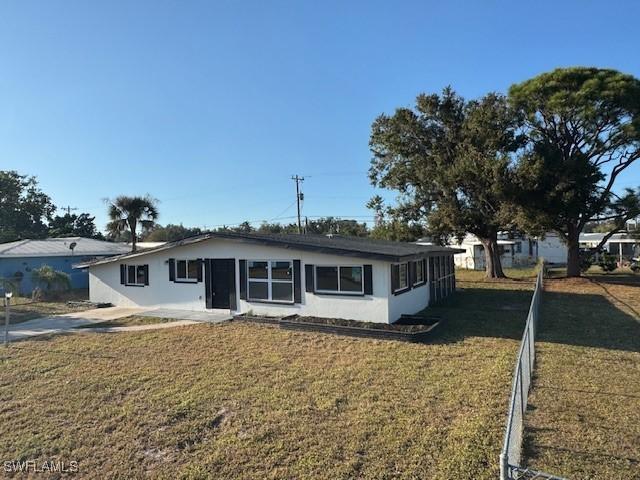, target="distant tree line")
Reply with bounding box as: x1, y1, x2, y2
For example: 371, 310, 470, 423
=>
0, 171, 103, 243
0, 173, 377, 249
